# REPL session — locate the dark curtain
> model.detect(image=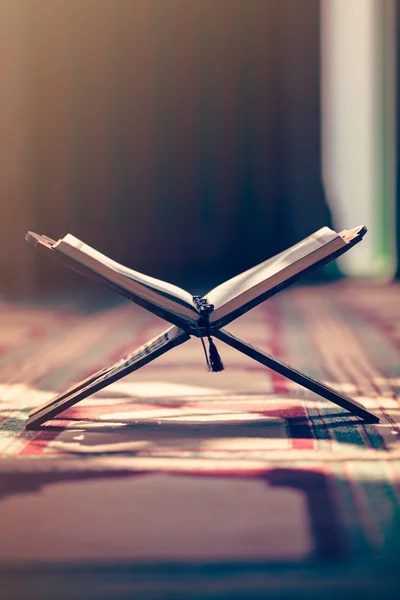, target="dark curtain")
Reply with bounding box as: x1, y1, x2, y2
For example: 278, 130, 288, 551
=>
225, 0, 333, 278
0, 0, 333, 292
